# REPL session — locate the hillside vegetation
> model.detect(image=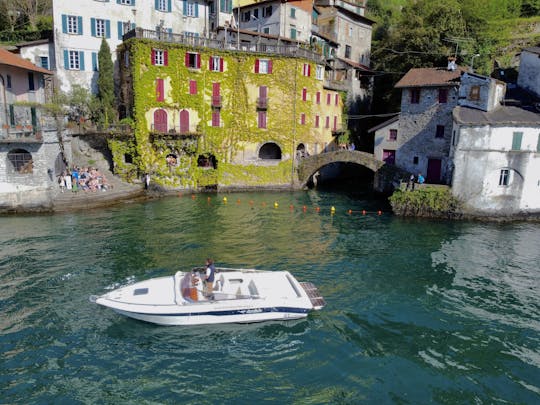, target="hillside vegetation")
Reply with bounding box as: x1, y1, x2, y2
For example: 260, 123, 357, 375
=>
366, 0, 540, 112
